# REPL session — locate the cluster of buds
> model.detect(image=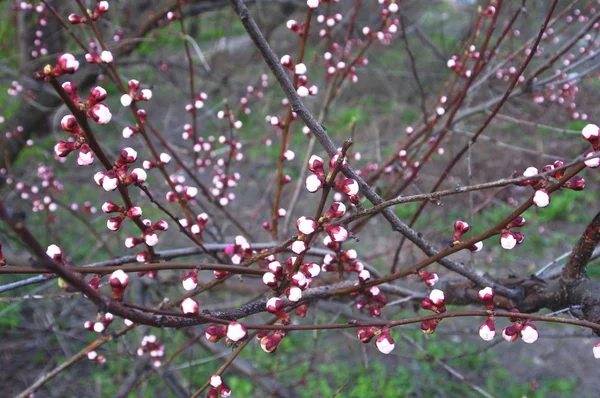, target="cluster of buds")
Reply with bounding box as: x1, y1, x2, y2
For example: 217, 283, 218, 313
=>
419, 289, 446, 334
501, 309, 539, 344
143, 152, 171, 170
216, 109, 243, 130
85, 50, 113, 64
224, 236, 254, 270
103, 201, 140, 231
84, 313, 113, 334
238, 78, 267, 115
499, 215, 526, 250
120, 79, 152, 107
178, 212, 209, 239
109, 270, 129, 301
316, 13, 343, 36
352, 285, 388, 317
262, 257, 320, 303
86, 350, 106, 364
280, 55, 318, 97
322, 45, 367, 83
306, 153, 359, 202
187, 90, 207, 111
166, 185, 198, 203
477, 288, 497, 340
137, 335, 165, 367
68, 1, 109, 24
582, 124, 600, 168
446, 56, 471, 78
286, 19, 308, 36
54, 86, 112, 164
34, 53, 79, 80
421, 289, 446, 314
125, 218, 167, 250
93, 147, 146, 192
451, 220, 484, 252
207, 375, 232, 398
357, 327, 396, 354
321, 244, 371, 283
